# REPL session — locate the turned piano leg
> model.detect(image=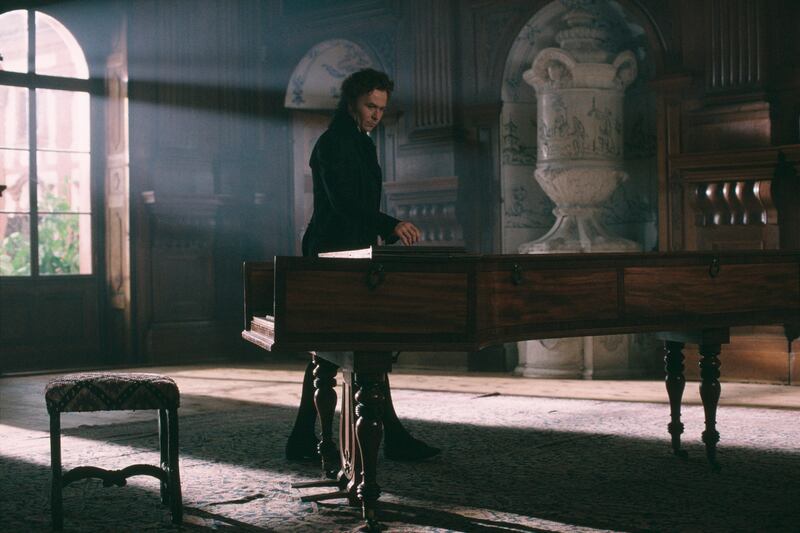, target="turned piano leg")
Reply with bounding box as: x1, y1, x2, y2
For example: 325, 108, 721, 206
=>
698, 342, 722, 472
353, 371, 385, 531
664, 340, 688, 459
312, 354, 340, 479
